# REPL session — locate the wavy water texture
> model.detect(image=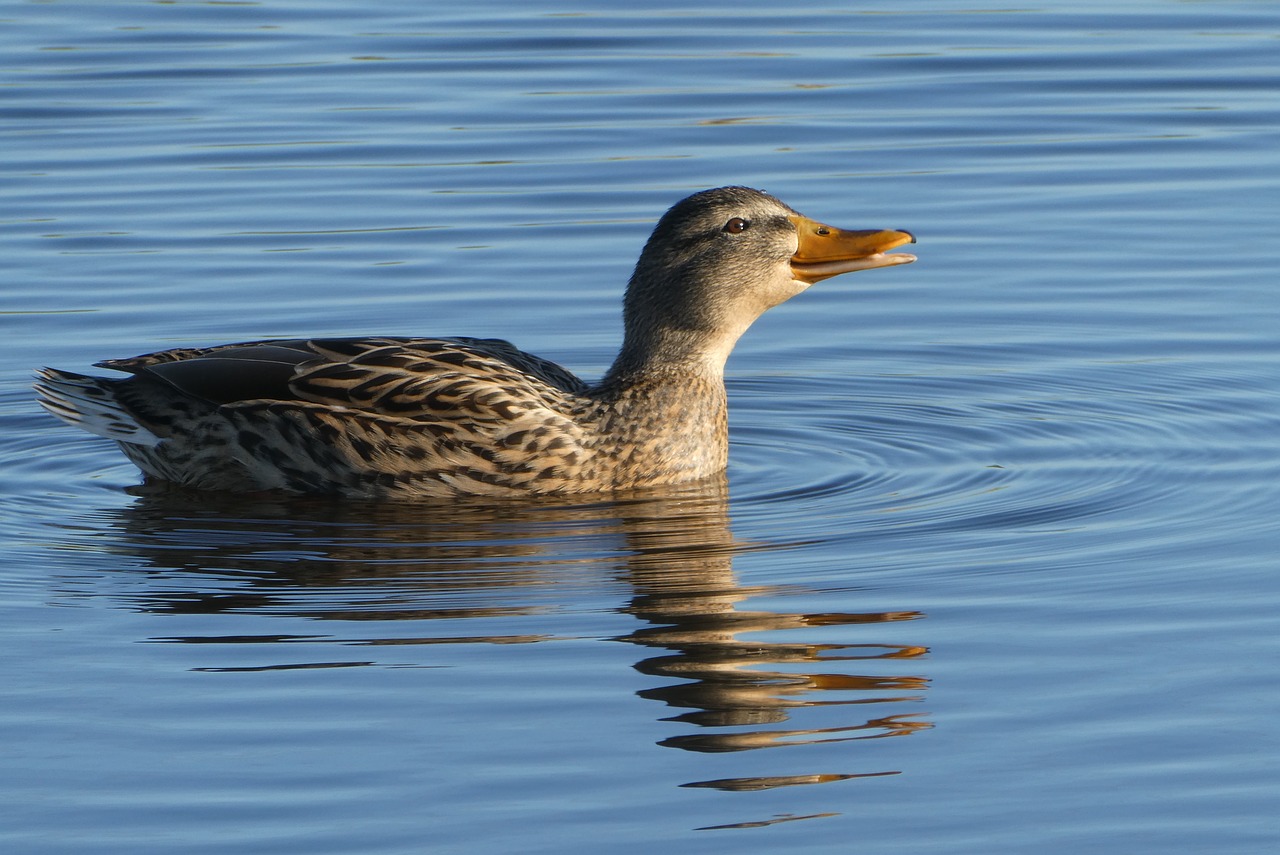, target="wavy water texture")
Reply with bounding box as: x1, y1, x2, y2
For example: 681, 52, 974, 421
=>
3, 2, 1279, 854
